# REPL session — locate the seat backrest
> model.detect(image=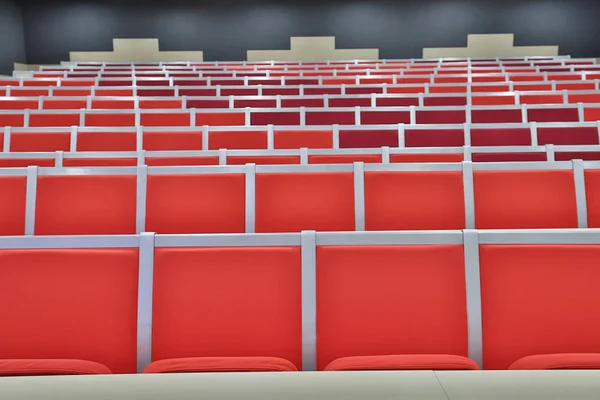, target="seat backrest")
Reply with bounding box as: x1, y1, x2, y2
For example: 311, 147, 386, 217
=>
0, 173, 27, 235
316, 233, 468, 370
479, 233, 600, 369
152, 237, 302, 369
0, 236, 139, 373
